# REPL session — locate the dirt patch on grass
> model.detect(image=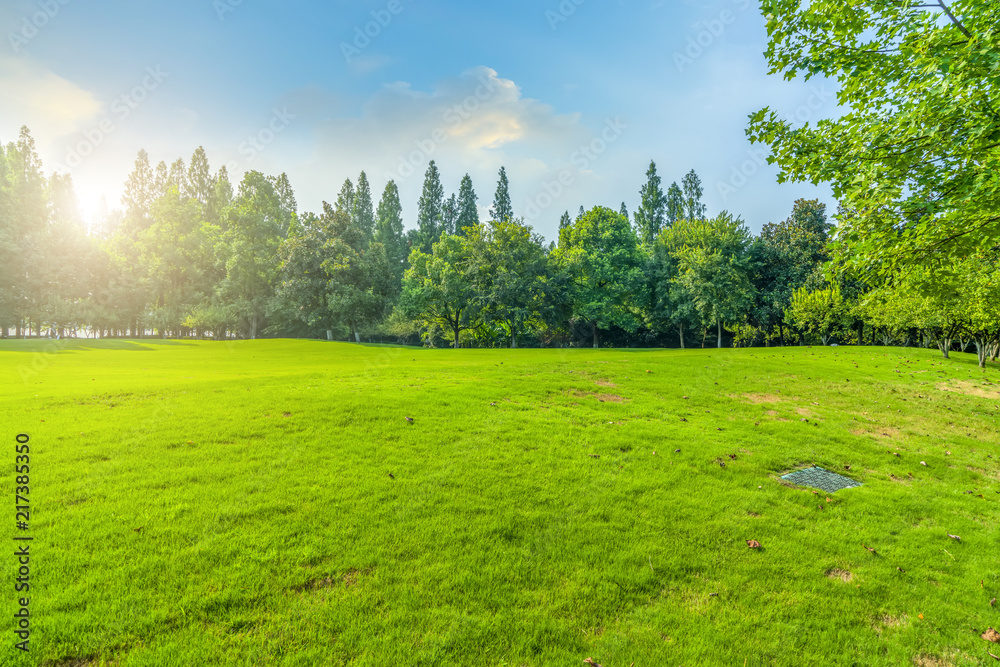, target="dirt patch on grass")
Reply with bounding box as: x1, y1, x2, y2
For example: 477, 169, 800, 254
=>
912, 654, 960, 667
42, 660, 115, 667
294, 568, 368, 593
825, 568, 854, 583
936, 381, 1000, 400
875, 614, 908, 635
597, 393, 626, 403
740, 393, 785, 404
595, 379, 617, 388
